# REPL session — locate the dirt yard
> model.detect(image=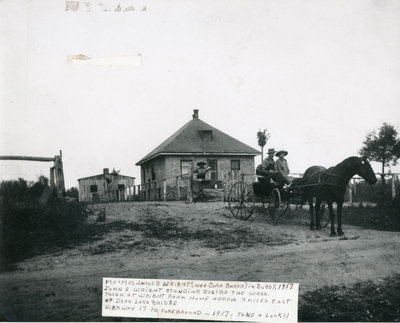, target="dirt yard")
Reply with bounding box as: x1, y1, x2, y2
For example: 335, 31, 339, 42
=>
0, 201, 399, 321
